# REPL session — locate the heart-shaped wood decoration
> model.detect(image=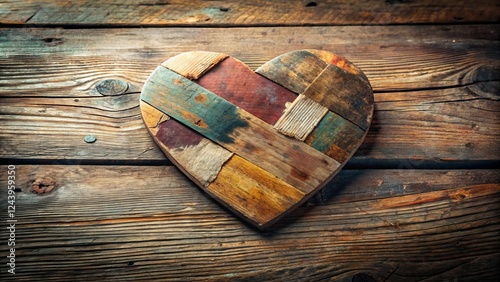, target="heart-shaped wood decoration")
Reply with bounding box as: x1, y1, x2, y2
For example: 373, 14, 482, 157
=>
140, 50, 373, 229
